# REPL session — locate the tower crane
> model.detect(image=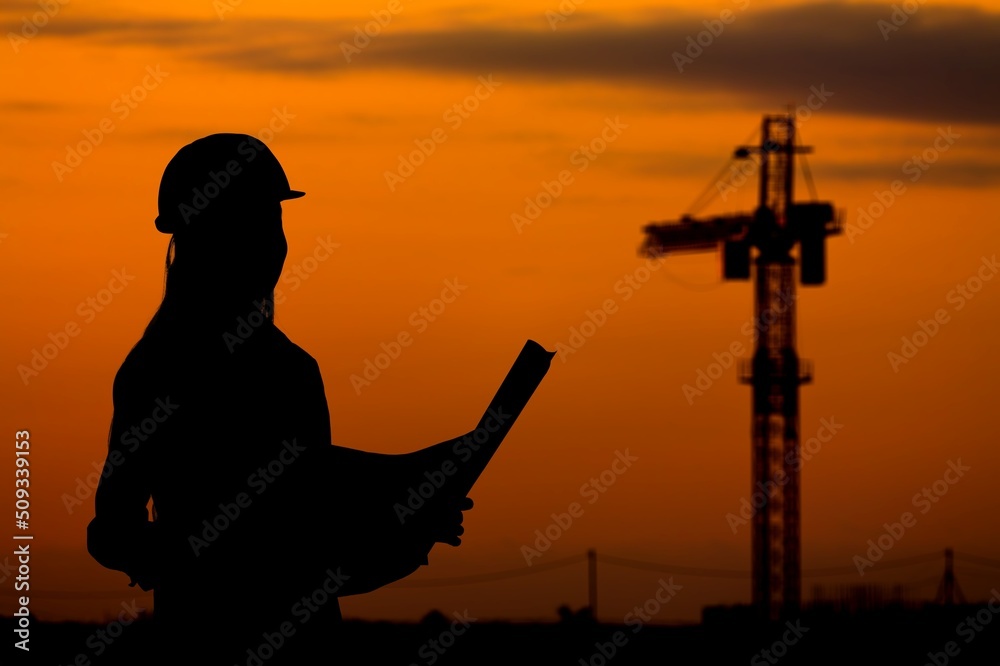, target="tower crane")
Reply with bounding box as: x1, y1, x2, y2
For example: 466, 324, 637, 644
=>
639, 113, 842, 621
